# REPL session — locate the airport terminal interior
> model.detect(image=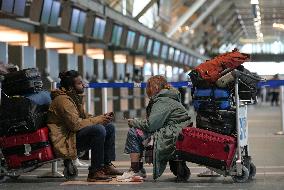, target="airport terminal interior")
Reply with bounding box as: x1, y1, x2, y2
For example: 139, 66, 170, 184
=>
1, 0, 284, 189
